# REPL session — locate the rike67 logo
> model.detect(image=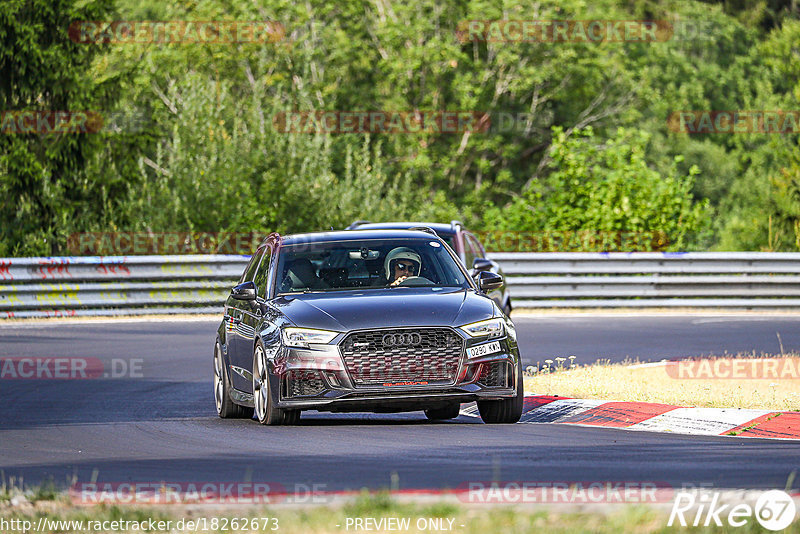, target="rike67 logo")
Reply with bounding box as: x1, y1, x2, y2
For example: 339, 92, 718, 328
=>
669, 490, 796, 530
